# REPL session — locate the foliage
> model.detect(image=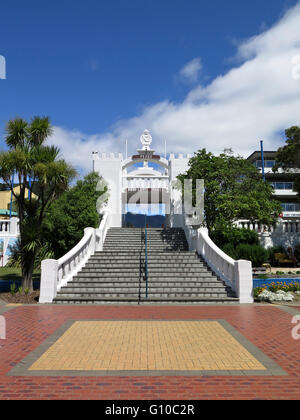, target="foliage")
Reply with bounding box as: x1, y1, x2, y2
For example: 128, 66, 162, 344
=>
178, 149, 282, 232
10, 283, 17, 296
257, 290, 294, 303
253, 287, 266, 298
222, 243, 238, 260
0, 117, 76, 290
211, 226, 259, 249
223, 243, 269, 267
274, 126, 300, 196
268, 281, 300, 293
6, 238, 54, 269
44, 172, 106, 259
257, 274, 269, 280
266, 246, 285, 266
254, 282, 300, 302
